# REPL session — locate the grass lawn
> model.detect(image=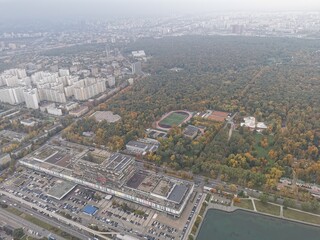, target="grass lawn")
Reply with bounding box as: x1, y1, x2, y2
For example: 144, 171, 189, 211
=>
284, 208, 320, 225
22, 236, 43, 240
254, 134, 274, 159
234, 199, 254, 210
159, 112, 187, 127
6, 207, 23, 215
254, 200, 280, 216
